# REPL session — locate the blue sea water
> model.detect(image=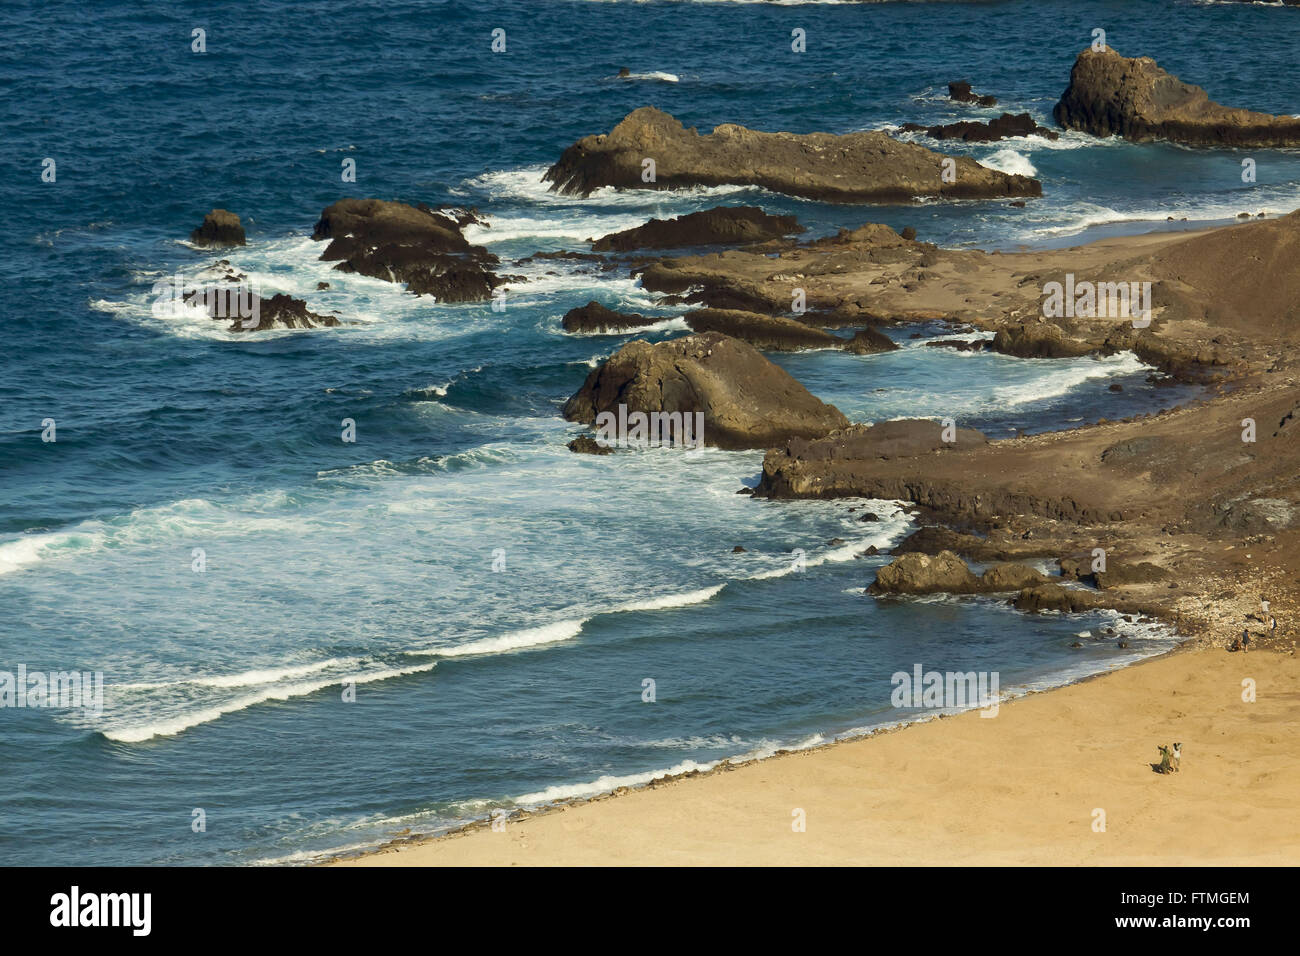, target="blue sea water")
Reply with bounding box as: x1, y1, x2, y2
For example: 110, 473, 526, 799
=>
1, 0, 1297, 865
